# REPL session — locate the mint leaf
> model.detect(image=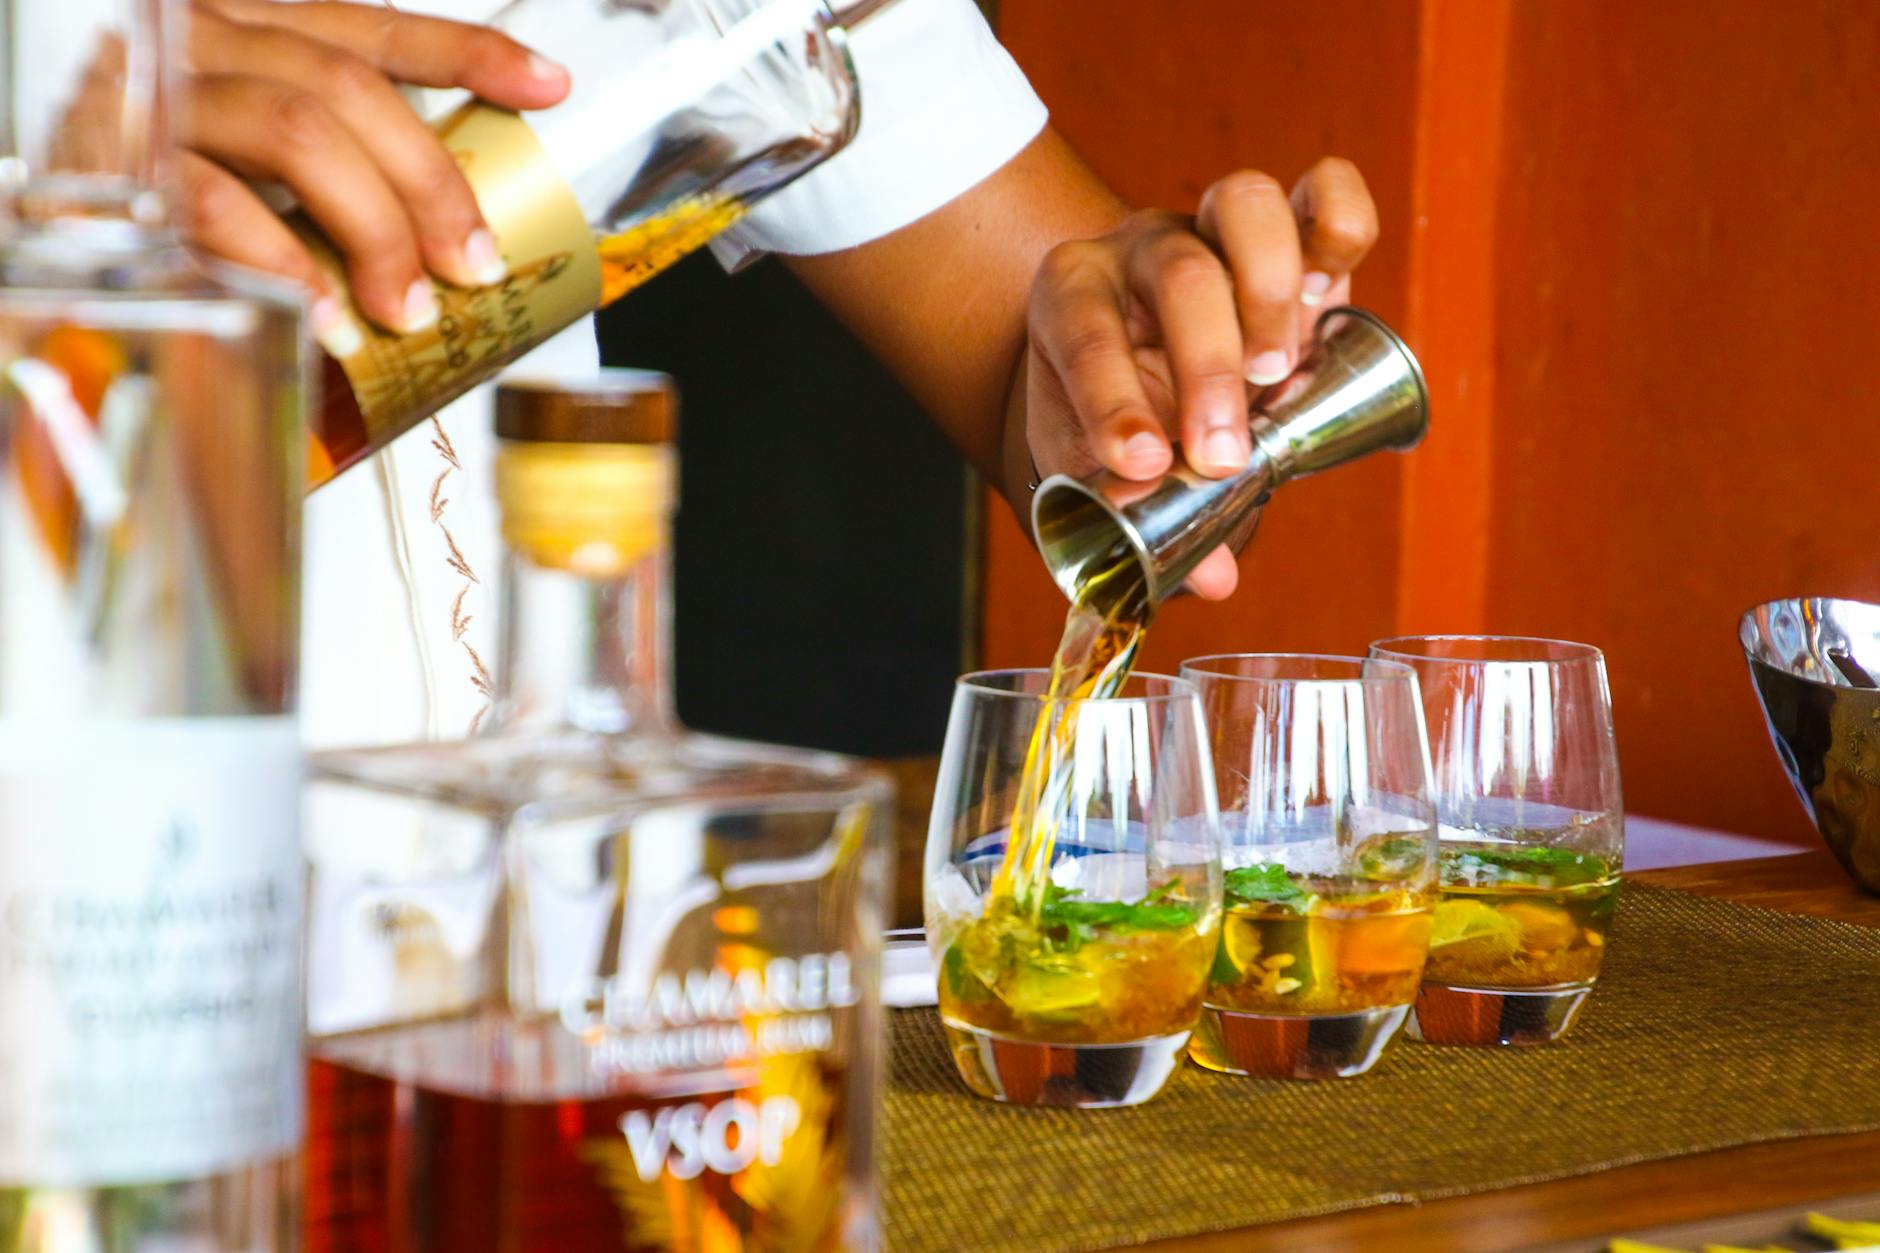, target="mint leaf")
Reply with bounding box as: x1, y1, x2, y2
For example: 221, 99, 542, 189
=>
1223, 863, 1308, 909
1032, 882, 1201, 952
1444, 845, 1613, 887
942, 944, 992, 1001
